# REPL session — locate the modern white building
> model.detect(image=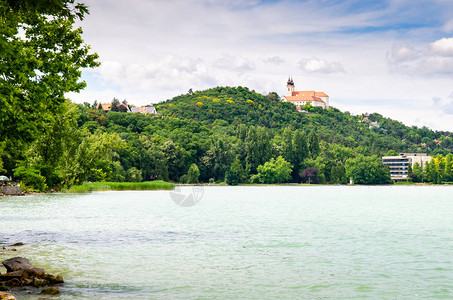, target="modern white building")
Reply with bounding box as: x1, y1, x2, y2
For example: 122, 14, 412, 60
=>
280, 78, 329, 109
382, 153, 432, 181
